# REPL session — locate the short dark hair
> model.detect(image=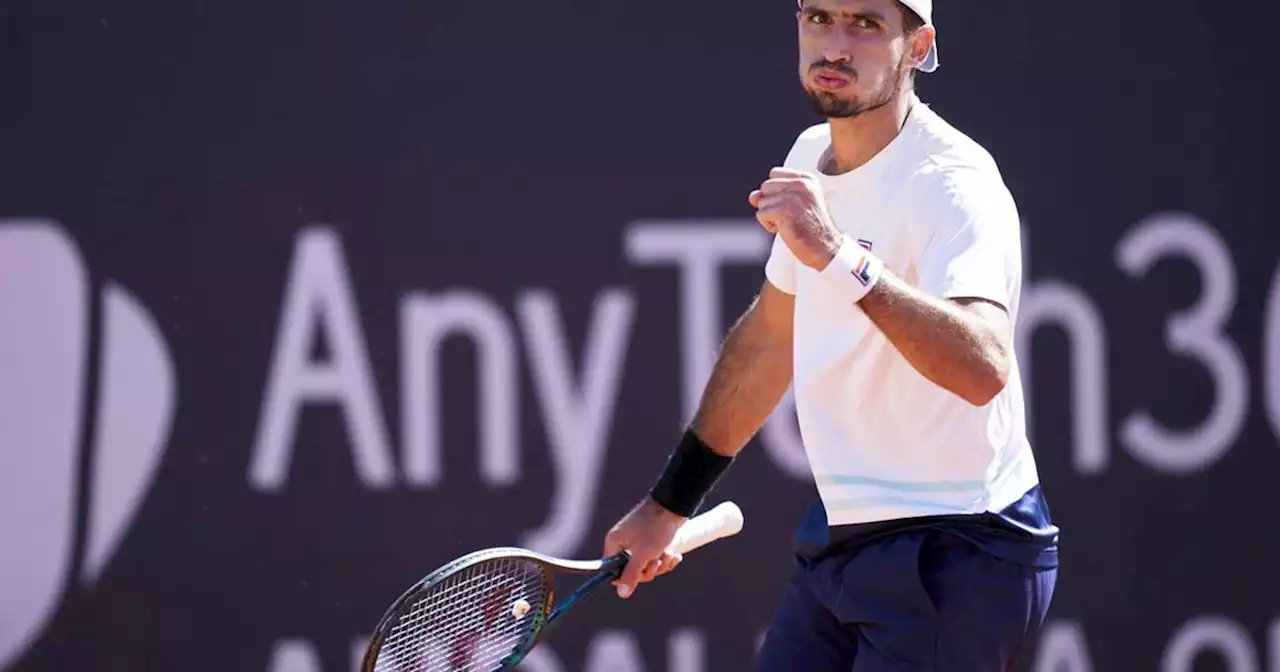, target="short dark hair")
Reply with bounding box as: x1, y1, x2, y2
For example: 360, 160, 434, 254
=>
899, 3, 925, 33
899, 3, 925, 84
